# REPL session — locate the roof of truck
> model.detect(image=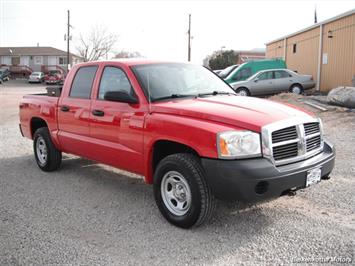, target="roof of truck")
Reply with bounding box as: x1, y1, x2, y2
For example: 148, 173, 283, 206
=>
76, 59, 189, 67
